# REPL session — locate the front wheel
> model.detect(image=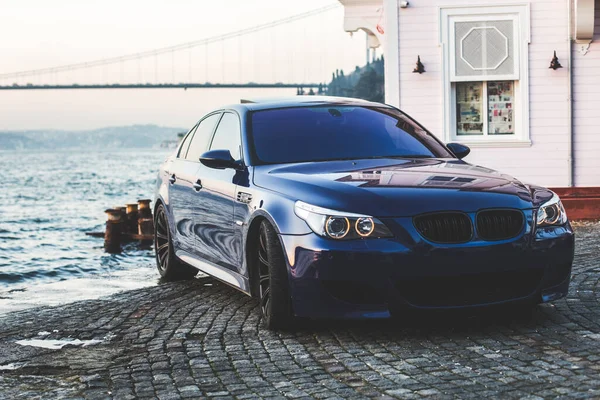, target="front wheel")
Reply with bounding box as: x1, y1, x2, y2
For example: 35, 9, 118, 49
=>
154, 204, 197, 281
256, 220, 294, 330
